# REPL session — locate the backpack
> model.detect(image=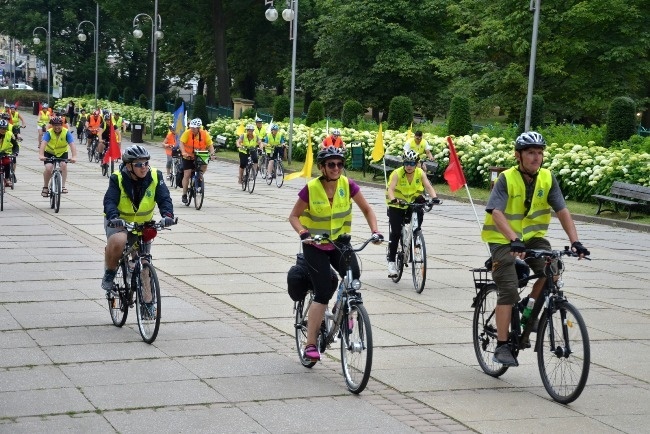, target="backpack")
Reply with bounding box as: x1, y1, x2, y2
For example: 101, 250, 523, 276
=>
287, 253, 338, 301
